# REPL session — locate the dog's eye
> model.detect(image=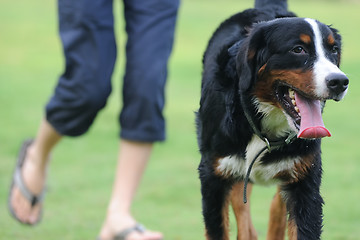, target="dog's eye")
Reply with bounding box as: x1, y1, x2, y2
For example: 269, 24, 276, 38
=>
292, 46, 307, 54
331, 45, 339, 54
